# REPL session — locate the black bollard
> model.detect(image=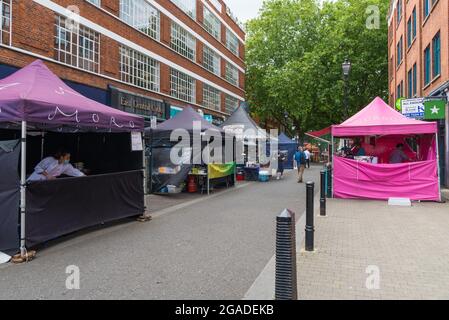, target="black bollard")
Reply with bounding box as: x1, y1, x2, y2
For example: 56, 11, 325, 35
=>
275, 209, 297, 300
305, 182, 315, 252
320, 170, 326, 216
